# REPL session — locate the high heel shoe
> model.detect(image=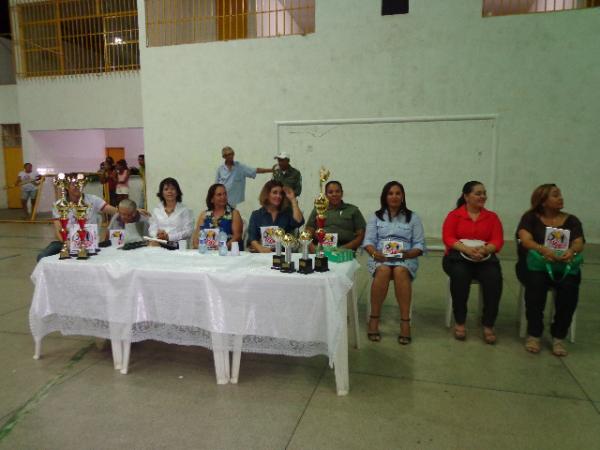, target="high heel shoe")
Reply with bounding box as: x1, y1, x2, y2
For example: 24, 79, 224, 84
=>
398, 318, 412, 345
367, 315, 381, 342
